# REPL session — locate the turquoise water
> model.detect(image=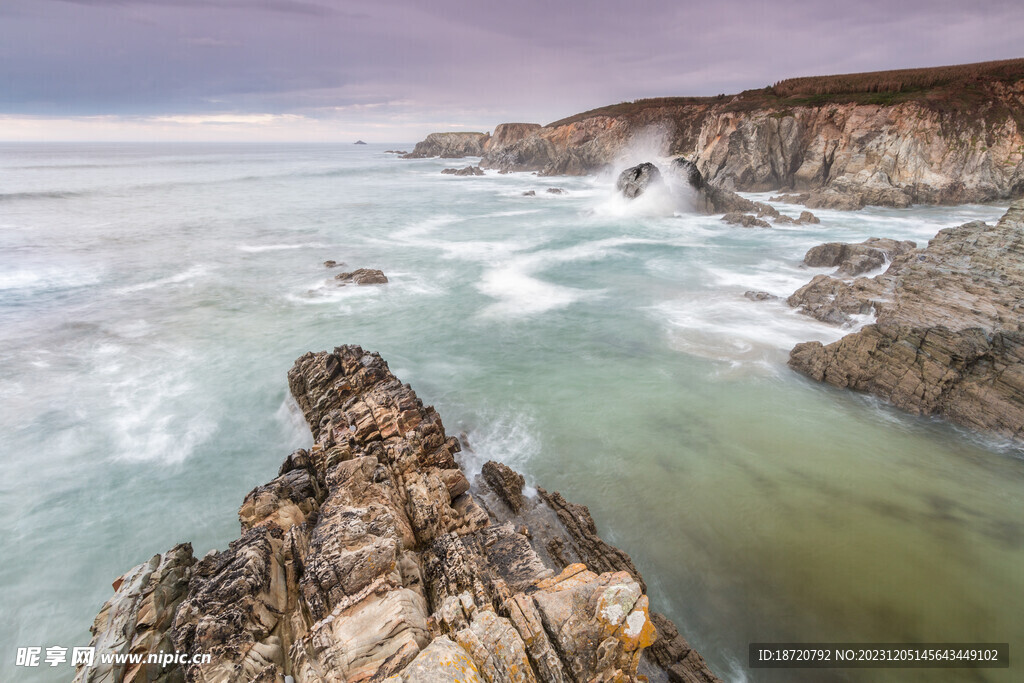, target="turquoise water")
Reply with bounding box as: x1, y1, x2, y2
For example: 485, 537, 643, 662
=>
0, 143, 1021, 682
